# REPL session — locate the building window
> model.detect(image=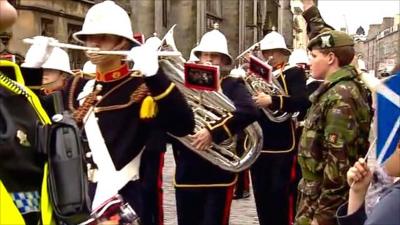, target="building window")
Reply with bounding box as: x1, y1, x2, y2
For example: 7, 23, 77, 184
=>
206, 0, 222, 17
263, 0, 278, 35
206, 0, 222, 31
67, 23, 85, 70
256, 0, 264, 39
40, 18, 54, 37
206, 15, 222, 31
162, 0, 168, 28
